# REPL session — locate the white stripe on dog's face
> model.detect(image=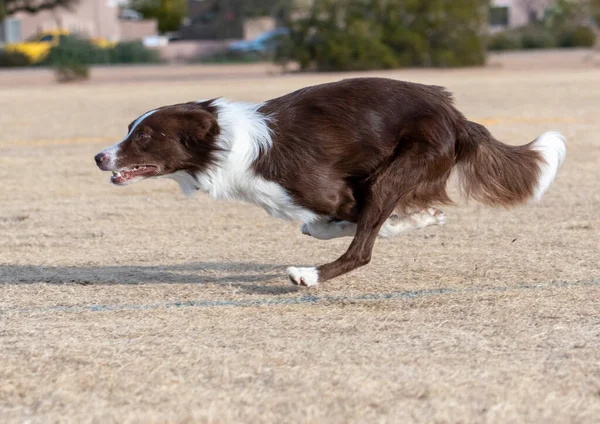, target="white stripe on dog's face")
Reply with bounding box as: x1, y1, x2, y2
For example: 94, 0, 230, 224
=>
100, 109, 157, 170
